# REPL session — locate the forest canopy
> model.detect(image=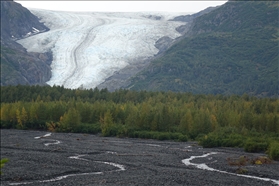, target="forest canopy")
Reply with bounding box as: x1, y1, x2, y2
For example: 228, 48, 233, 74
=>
1, 85, 279, 159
